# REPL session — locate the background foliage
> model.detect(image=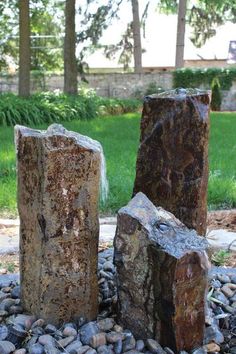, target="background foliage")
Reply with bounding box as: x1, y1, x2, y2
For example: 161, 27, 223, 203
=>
173, 68, 236, 91
211, 77, 222, 111
0, 92, 141, 126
